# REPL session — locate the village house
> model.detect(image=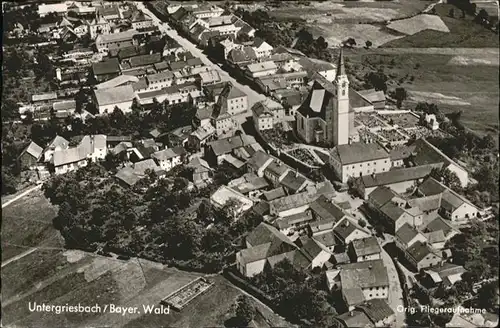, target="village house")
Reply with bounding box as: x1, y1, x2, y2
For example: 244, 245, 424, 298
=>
329, 143, 391, 184
186, 156, 212, 186
275, 211, 315, 238
417, 177, 480, 222
246, 151, 274, 177
95, 75, 140, 90
422, 216, 460, 242
115, 159, 164, 188
405, 240, 443, 272
43, 136, 70, 163
251, 38, 274, 58
18, 141, 44, 170
280, 171, 312, 194
349, 237, 381, 262
227, 47, 257, 68
338, 260, 389, 310
335, 309, 374, 328
296, 236, 332, 269
245, 61, 278, 80
252, 101, 274, 131
92, 58, 121, 83
93, 85, 137, 115
95, 30, 138, 53
298, 57, 337, 82
88, 14, 111, 39
38, 3, 67, 17
395, 223, 428, 251
263, 160, 291, 187
355, 299, 396, 327
422, 263, 466, 289
333, 217, 371, 245
151, 147, 186, 172
210, 185, 255, 217
236, 222, 300, 277
353, 164, 436, 199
